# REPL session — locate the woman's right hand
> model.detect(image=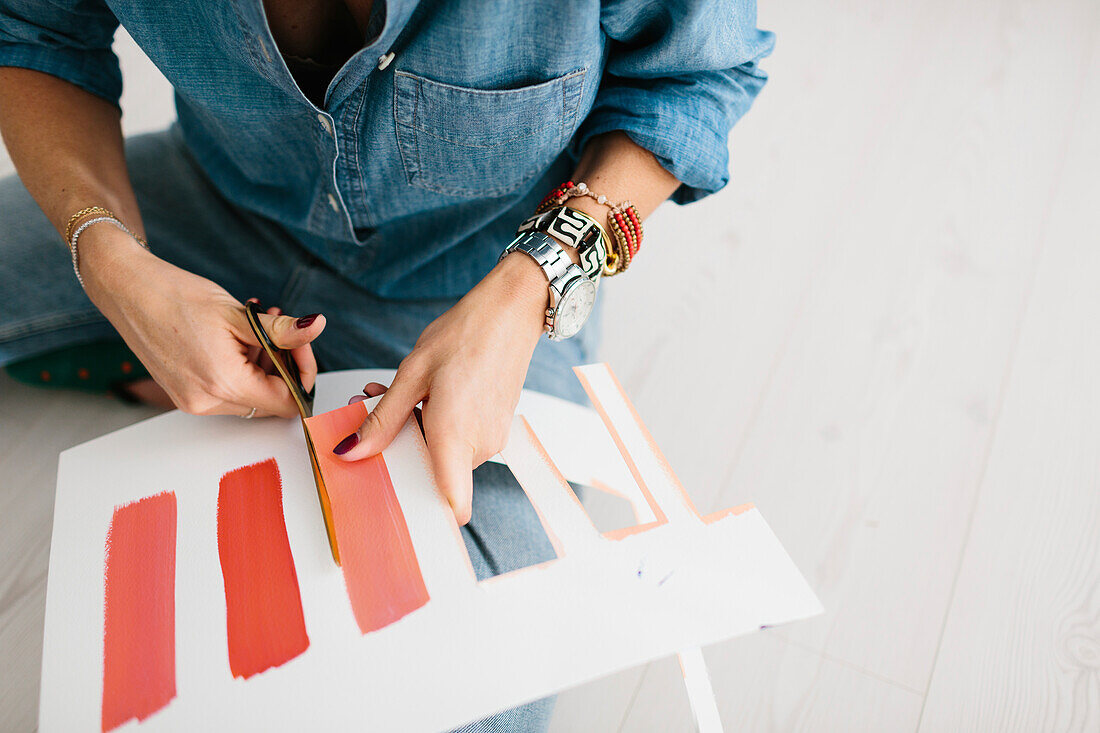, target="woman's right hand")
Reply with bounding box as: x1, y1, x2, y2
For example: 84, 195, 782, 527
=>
77, 224, 325, 418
